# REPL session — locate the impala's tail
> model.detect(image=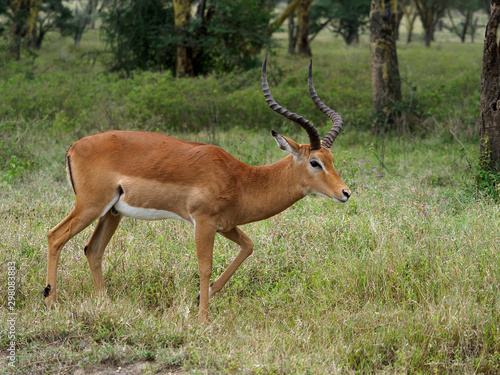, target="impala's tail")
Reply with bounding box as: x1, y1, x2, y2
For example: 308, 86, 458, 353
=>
66, 153, 76, 195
